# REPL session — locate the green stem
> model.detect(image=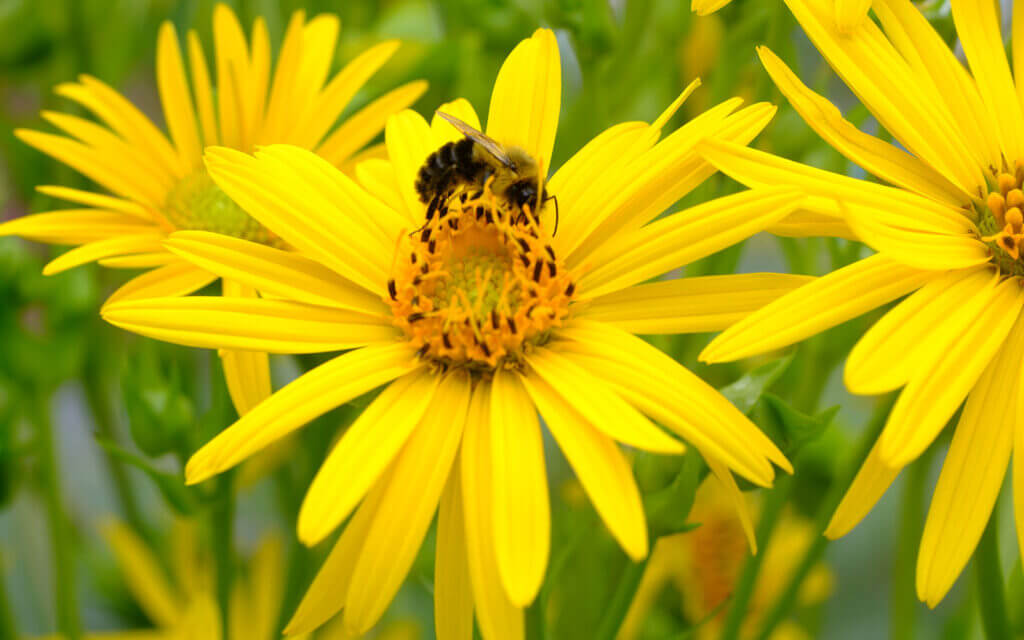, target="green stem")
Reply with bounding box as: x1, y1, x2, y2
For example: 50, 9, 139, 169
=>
753, 395, 894, 640
719, 474, 794, 640
890, 447, 932, 640
594, 558, 648, 640
35, 392, 82, 639
212, 473, 235, 638
976, 511, 1012, 640
0, 570, 18, 640
83, 356, 145, 534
